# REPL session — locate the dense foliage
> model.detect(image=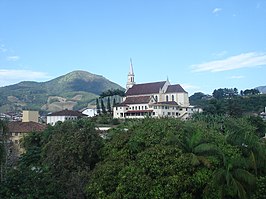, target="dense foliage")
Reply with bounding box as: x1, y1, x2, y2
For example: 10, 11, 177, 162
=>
1, 114, 266, 198
190, 88, 266, 116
